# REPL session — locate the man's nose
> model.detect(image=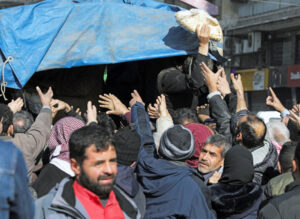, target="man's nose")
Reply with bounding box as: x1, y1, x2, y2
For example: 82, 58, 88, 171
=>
103, 162, 113, 174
